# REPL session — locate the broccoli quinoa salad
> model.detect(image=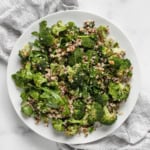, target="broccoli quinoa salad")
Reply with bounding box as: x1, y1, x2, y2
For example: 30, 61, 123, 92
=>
12, 20, 132, 136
